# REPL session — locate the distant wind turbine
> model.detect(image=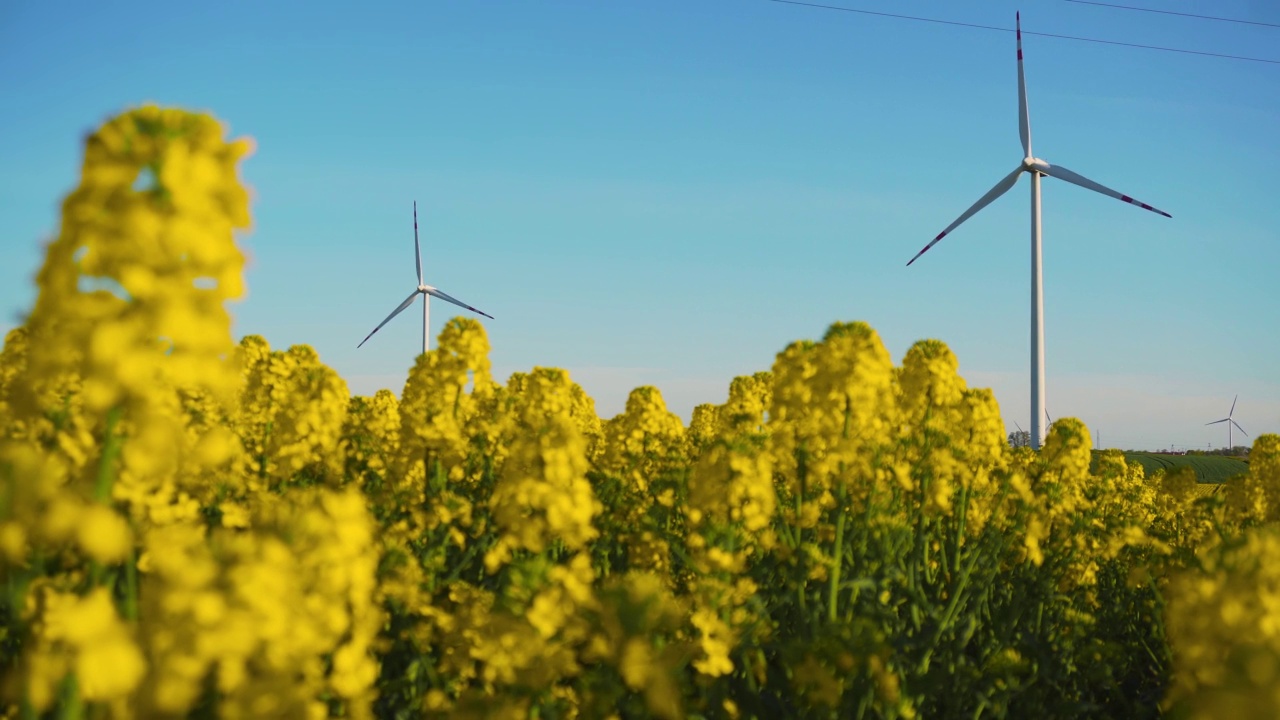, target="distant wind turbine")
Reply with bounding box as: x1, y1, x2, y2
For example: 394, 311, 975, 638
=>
1012, 421, 1028, 448
906, 13, 1171, 450
1206, 395, 1247, 450
358, 202, 493, 355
